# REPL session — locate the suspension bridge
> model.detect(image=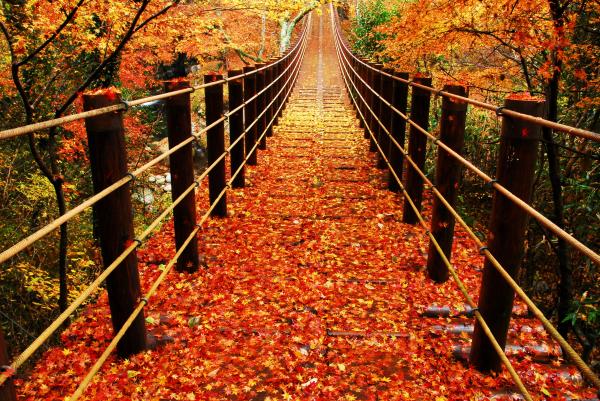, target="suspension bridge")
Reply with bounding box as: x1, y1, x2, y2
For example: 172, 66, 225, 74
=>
1, 4, 599, 401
